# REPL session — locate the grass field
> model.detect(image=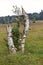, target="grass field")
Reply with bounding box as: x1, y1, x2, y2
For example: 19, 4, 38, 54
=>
0, 22, 43, 65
